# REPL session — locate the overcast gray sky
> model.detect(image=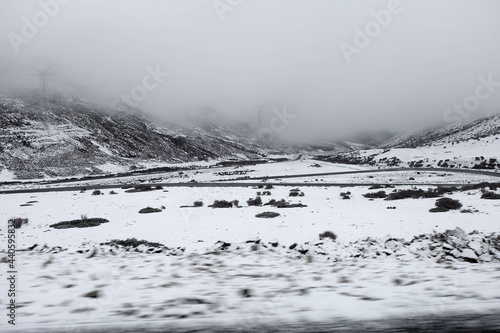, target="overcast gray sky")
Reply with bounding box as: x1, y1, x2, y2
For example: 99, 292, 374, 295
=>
1, 0, 500, 139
